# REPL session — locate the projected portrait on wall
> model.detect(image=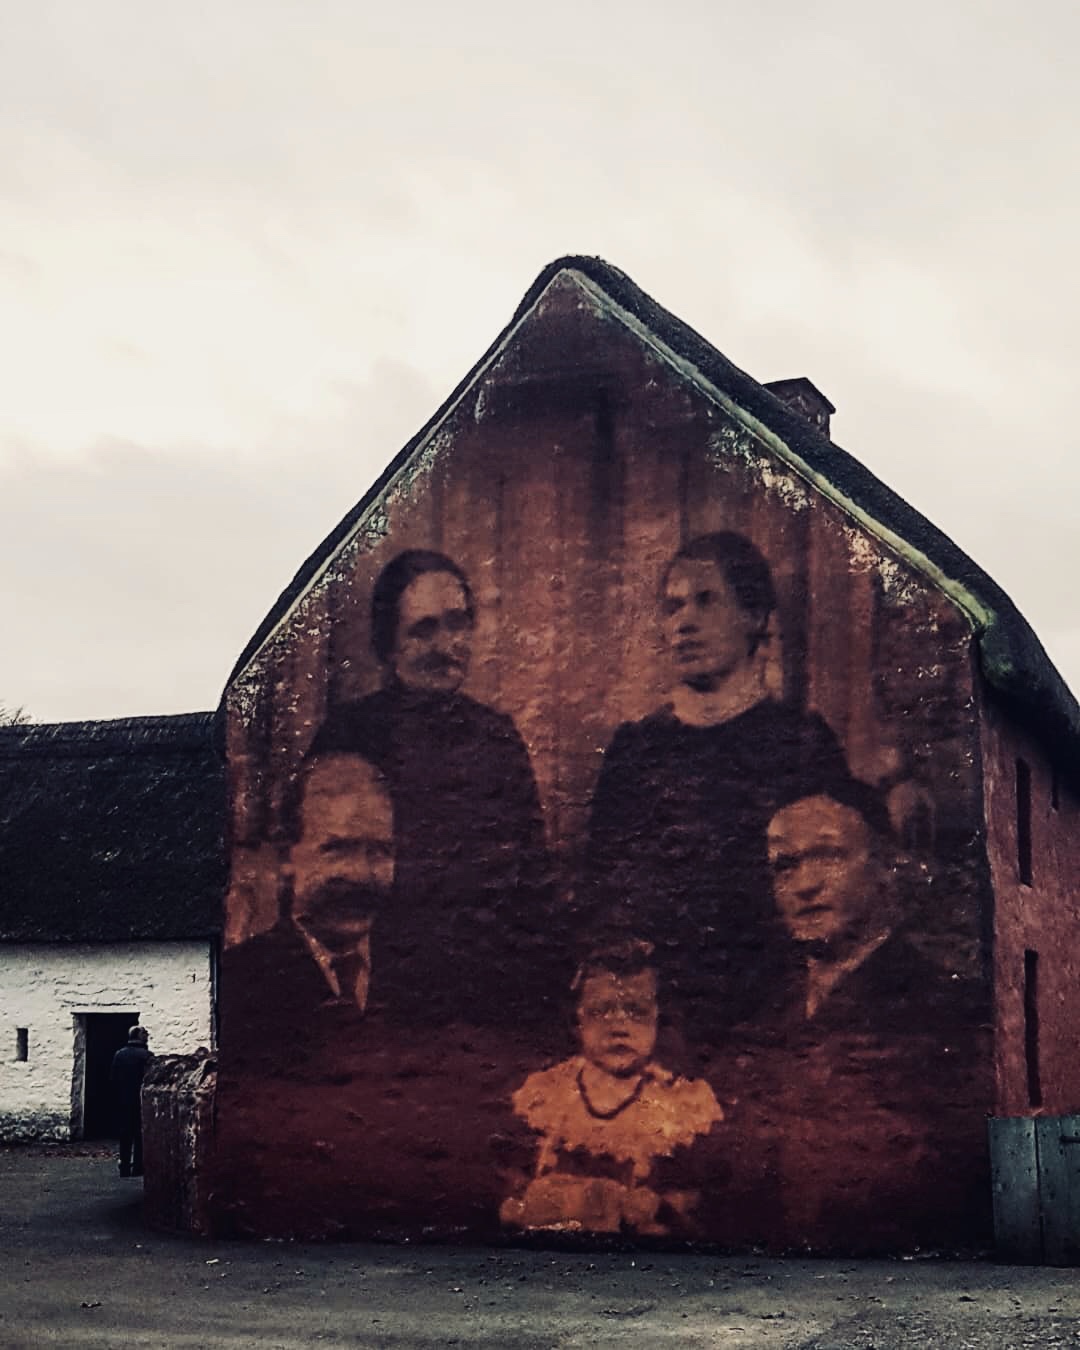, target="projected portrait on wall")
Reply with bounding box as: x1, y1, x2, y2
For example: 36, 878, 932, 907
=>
500, 942, 724, 1239
581, 531, 848, 1040
219, 733, 394, 1078
311, 548, 557, 1030
216, 268, 991, 1249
